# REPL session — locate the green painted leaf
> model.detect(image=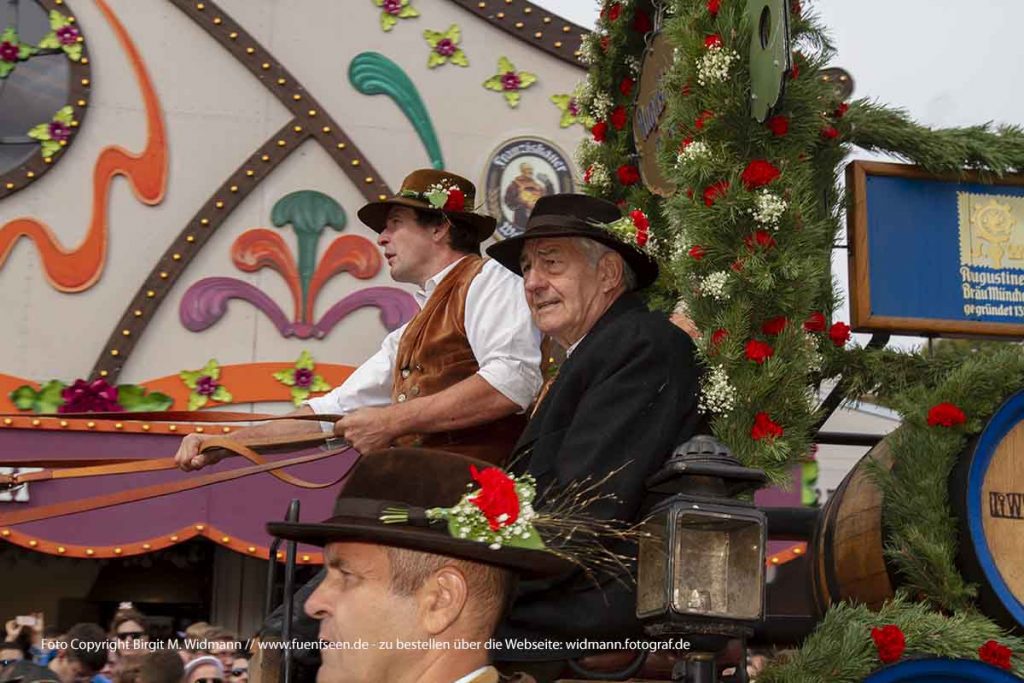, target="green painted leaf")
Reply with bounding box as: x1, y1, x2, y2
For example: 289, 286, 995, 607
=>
48, 10, 68, 30
427, 52, 445, 68
550, 94, 570, 109
187, 393, 208, 411
64, 43, 82, 62
559, 110, 574, 128
211, 386, 233, 403
273, 369, 296, 386
446, 24, 460, 43
504, 91, 520, 107
0, 62, 14, 78
310, 376, 331, 392
398, 5, 419, 18
380, 13, 397, 31
483, 76, 503, 92
117, 384, 145, 405
289, 386, 309, 406
18, 44, 36, 59
423, 29, 442, 47
40, 140, 61, 157
498, 56, 514, 74
295, 350, 316, 370
201, 359, 220, 380
27, 124, 50, 141
518, 72, 537, 88
119, 386, 173, 411
0, 27, 17, 42
450, 50, 468, 67
53, 106, 74, 124
179, 369, 203, 389
373, 0, 384, 6
10, 385, 39, 411
36, 380, 65, 414
37, 33, 59, 49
